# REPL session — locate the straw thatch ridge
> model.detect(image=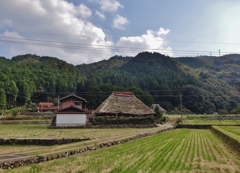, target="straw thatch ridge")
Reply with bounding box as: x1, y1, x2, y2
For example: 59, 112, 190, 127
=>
94, 92, 155, 116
